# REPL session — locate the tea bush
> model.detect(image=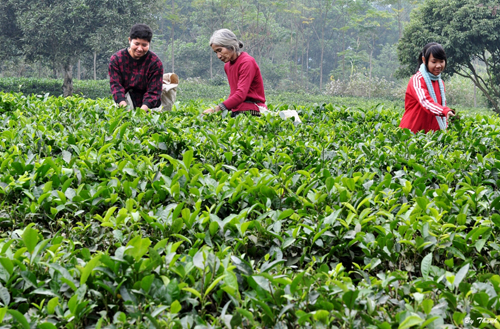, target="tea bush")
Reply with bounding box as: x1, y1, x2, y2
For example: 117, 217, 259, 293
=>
1, 92, 500, 328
